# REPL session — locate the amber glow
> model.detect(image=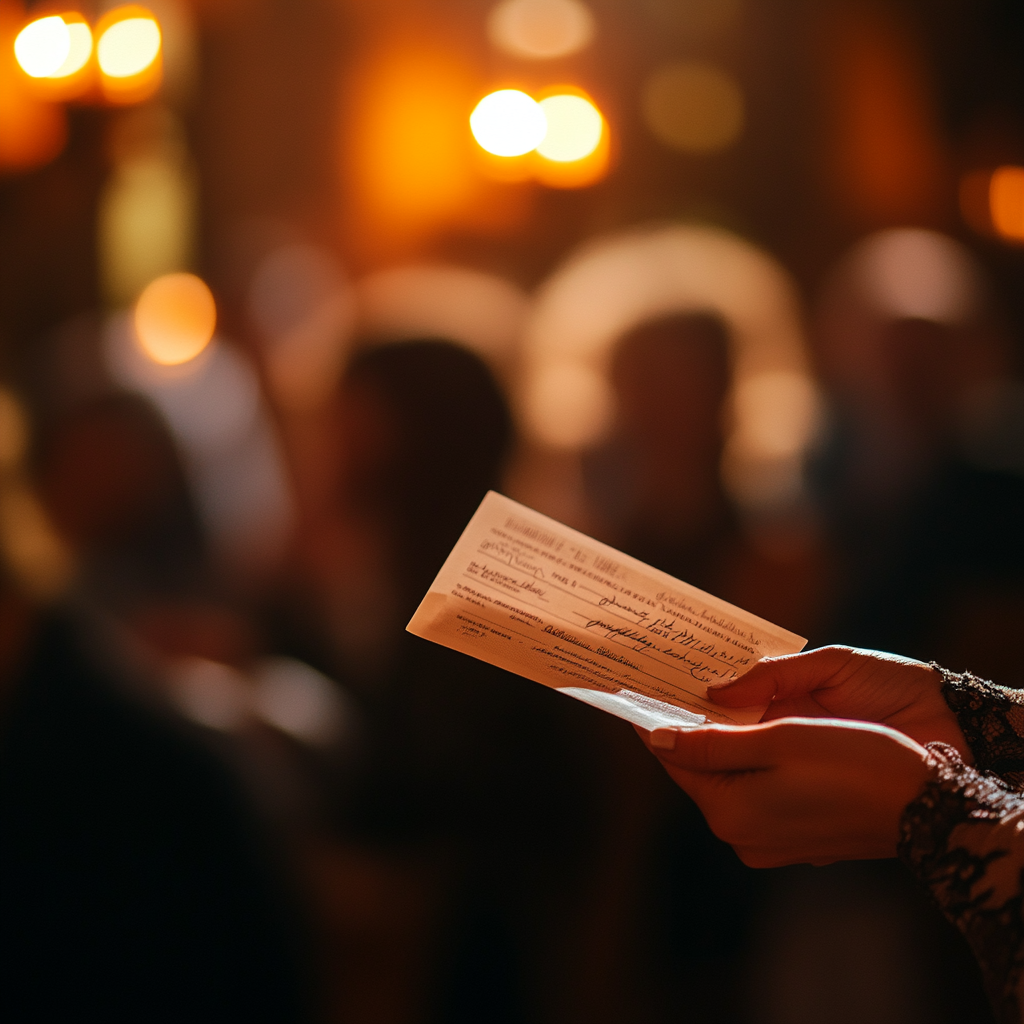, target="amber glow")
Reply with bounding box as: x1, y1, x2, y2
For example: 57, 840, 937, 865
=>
349, 40, 484, 244
641, 61, 744, 154
96, 5, 161, 103
822, 6, 946, 223
468, 86, 609, 188
19, 13, 95, 103
97, 12, 159, 76
14, 16, 70, 78
0, 5, 67, 171
49, 17, 92, 78
536, 94, 602, 161
990, 166, 1024, 244
487, 0, 595, 60
134, 273, 216, 366
470, 89, 547, 157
